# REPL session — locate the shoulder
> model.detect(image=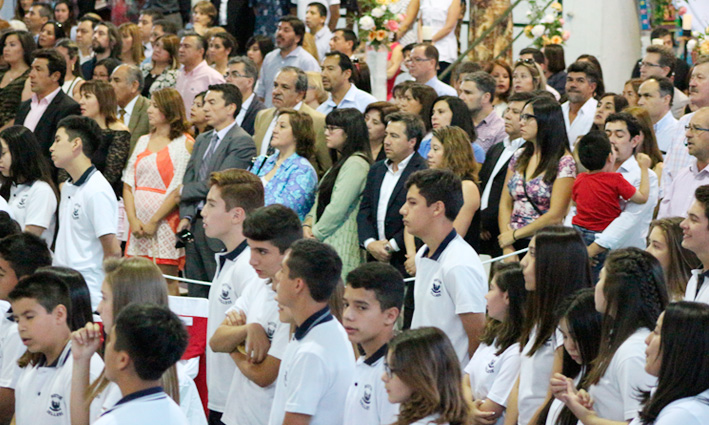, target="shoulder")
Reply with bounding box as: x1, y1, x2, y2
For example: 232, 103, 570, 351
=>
256, 107, 275, 120
300, 103, 325, 120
